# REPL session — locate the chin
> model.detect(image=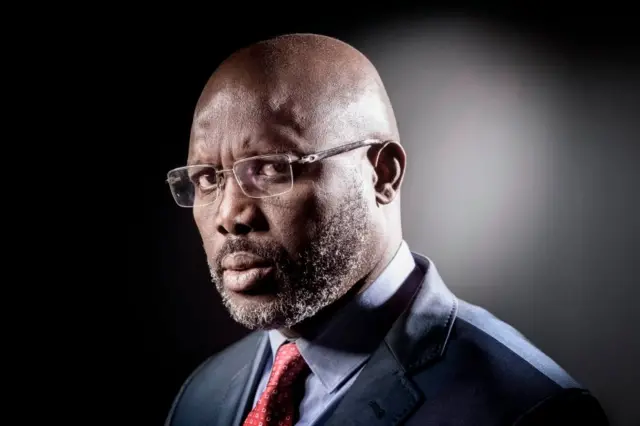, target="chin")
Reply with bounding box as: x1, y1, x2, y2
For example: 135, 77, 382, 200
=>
223, 292, 287, 329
